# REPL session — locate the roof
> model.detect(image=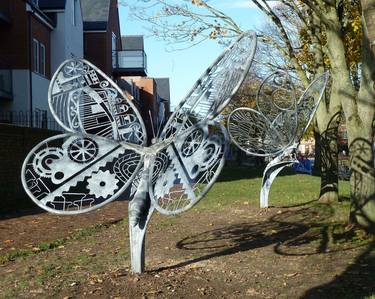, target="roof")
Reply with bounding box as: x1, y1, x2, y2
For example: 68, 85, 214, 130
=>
122, 35, 144, 50
26, 0, 56, 28
81, 0, 111, 30
38, 0, 67, 10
